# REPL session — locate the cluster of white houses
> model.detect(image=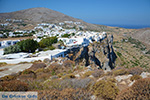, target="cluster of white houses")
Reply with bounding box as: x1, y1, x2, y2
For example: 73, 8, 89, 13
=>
0, 40, 20, 48
0, 22, 107, 64
33, 22, 106, 46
